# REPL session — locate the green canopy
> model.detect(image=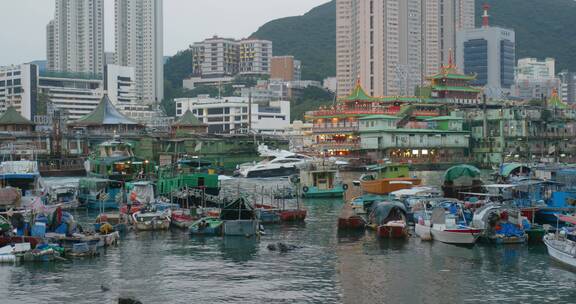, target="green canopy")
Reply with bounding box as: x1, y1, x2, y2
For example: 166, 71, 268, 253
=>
443, 165, 481, 182
500, 163, 530, 178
